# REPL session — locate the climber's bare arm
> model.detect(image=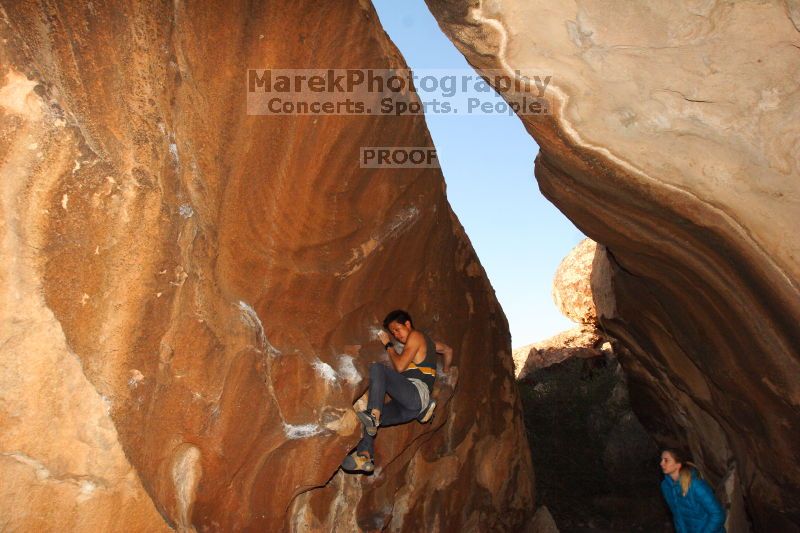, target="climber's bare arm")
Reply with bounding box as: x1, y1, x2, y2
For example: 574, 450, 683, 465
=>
435, 340, 453, 373
377, 330, 422, 372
